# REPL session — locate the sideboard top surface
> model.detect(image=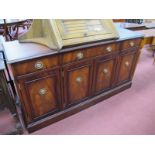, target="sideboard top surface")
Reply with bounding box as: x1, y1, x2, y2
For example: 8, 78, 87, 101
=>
3, 26, 144, 64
